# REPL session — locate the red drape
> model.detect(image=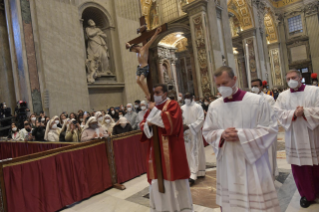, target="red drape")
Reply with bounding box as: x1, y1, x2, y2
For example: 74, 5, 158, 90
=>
203, 137, 209, 147
3, 142, 112, 212
0, 142, 70, 160
113, 133, 149, 183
